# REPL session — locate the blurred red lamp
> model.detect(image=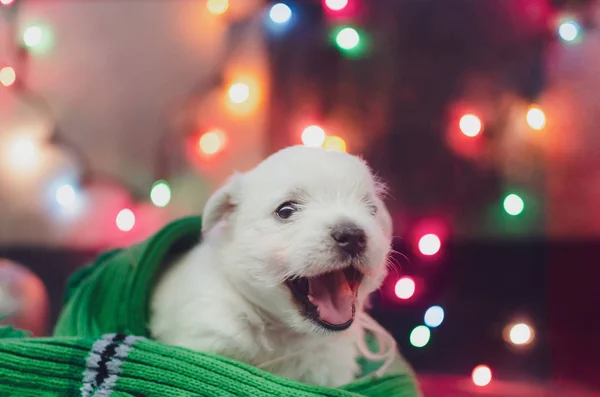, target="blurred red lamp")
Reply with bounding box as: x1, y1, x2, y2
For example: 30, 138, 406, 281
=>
459, 114, 482, 137
324, 0, 349, 11
394, 276, 415, 300
418, 233, 441, 256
